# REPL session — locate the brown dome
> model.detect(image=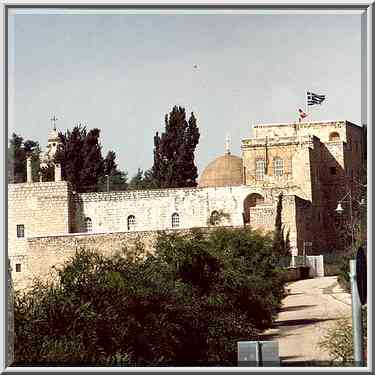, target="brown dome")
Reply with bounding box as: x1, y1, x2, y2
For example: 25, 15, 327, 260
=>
199, 153, 243, 187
